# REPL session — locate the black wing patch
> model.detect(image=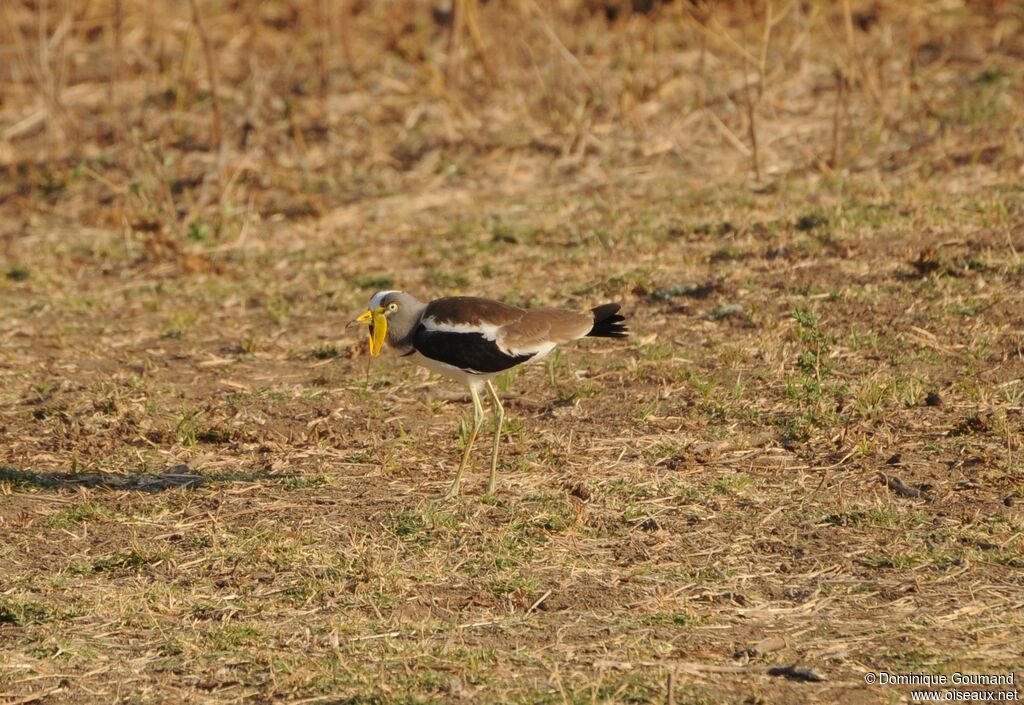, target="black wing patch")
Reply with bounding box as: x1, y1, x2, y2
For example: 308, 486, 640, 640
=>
413, 325, 533, 373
